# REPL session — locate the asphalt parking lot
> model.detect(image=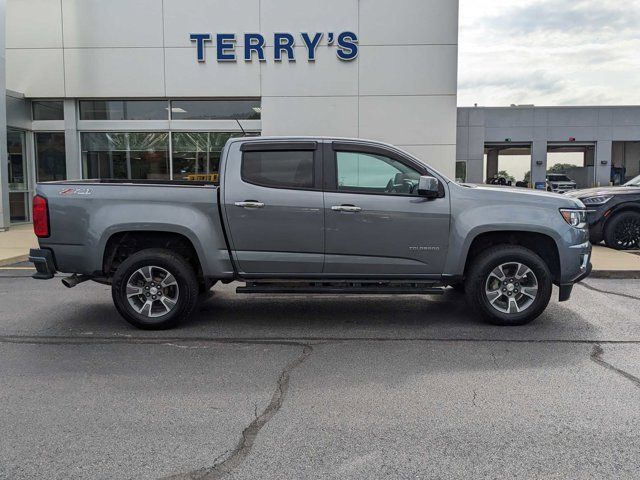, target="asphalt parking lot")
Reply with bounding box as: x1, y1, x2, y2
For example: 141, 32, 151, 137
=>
1, 267, 639, 479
